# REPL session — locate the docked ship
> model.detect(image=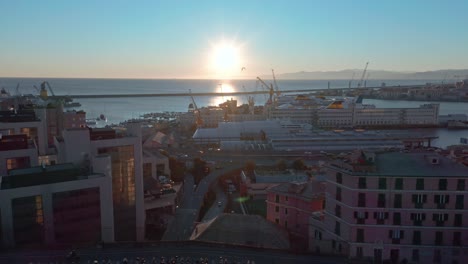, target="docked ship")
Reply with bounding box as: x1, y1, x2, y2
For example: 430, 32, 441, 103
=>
447, 120, 468, 129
